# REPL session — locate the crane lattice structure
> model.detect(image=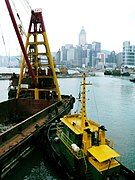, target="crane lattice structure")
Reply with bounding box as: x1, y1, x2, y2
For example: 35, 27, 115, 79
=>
16, 9, 61, 101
